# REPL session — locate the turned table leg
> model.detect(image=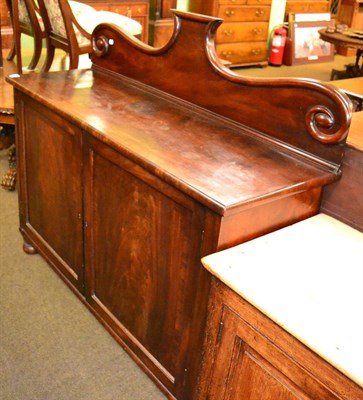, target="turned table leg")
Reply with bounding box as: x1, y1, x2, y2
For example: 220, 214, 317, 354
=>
1, 143, 16, 191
